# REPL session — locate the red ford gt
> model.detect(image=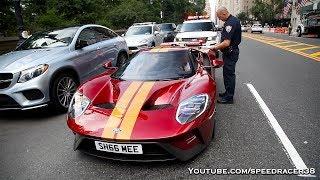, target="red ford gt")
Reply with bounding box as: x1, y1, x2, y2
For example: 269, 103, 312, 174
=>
67, 43, 223, 161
